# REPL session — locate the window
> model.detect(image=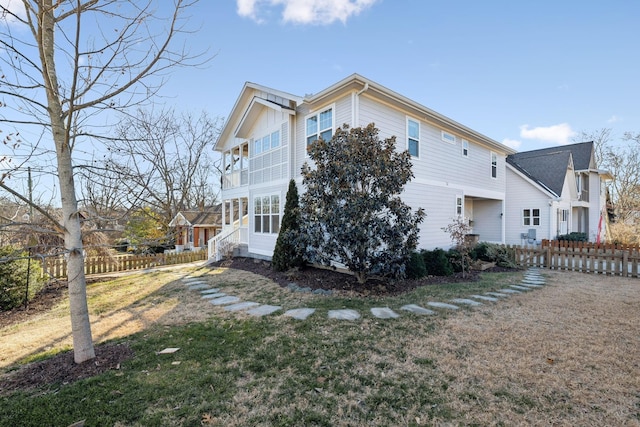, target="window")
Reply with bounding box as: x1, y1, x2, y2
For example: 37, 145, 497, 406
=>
491, 152, 497, 178
456, 196, 463, 216
523, 209, 540, 226
407, 118, 420, 157
306, 107, 333, 147
254, 194, 280, 234
441, 131, 456, 144
462, 139, 469, 157
253, 130, 280, 156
